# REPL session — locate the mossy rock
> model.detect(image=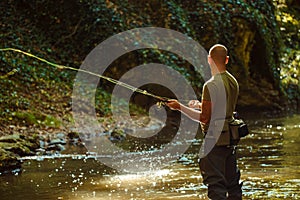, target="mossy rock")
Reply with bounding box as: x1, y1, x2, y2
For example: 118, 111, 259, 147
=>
0, 142, 31, 156
0, 134, 40, 155
0, 134, 25, 143
0, 148, 21, 173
